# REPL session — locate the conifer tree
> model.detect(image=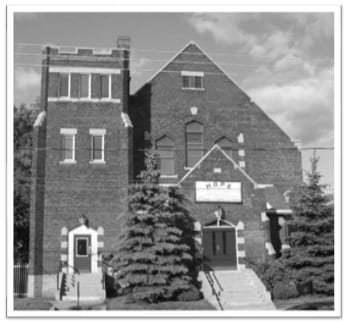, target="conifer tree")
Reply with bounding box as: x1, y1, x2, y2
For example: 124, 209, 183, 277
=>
284, 156, 334, 295
114, 148, 193, 303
